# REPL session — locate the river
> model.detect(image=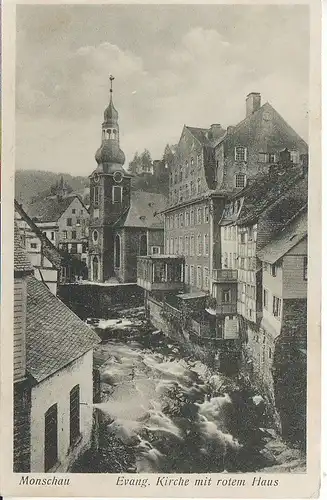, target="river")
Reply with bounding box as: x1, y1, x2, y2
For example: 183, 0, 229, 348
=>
73, 312, 305, 474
